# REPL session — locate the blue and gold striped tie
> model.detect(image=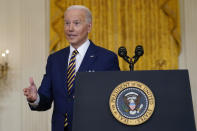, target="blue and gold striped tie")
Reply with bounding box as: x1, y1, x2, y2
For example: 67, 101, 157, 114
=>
64, 49, 78, 130
67, 49, 78, 94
